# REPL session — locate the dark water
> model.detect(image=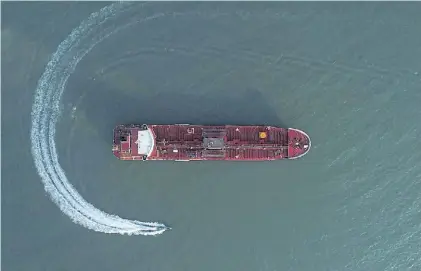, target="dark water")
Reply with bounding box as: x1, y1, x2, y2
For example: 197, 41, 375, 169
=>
2, 2, 421, 270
